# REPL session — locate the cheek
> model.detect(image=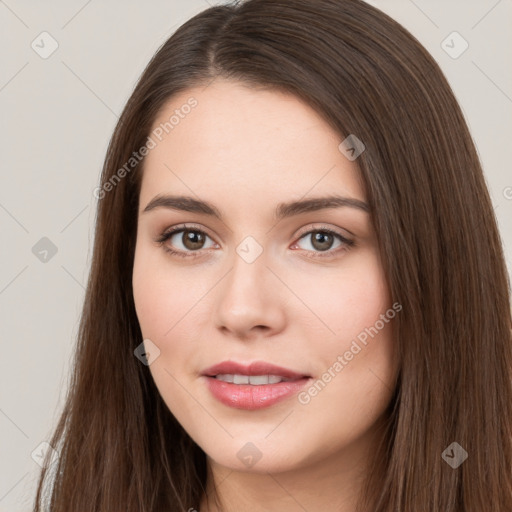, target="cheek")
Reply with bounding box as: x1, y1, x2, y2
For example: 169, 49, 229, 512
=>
321, 321, 396, 434
132, 244, 210, 373
132, 243, 195, 339
291, 250, 390, 339
132, 250, 199, 414
132, 254, 169, 340
294, 250, 397, 405
296, 315, 396, 458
